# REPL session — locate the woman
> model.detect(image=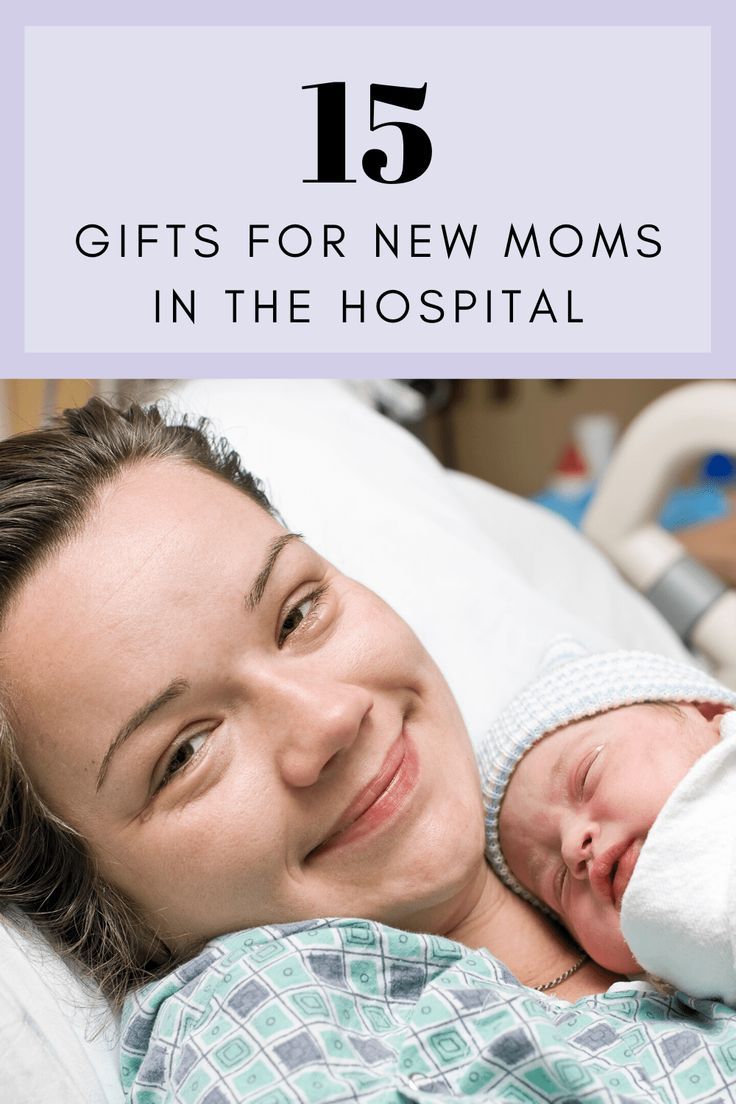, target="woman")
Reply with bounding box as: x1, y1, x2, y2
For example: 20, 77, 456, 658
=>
1, 399, 731, 1103
0, 398, 611, 999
